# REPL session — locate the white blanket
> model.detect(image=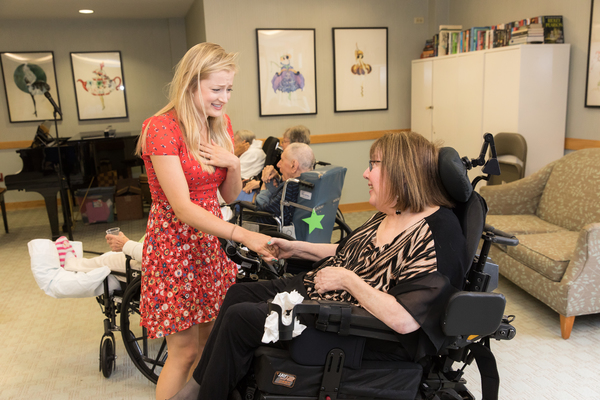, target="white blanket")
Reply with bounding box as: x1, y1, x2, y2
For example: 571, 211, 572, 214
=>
28, 239, 121, 299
